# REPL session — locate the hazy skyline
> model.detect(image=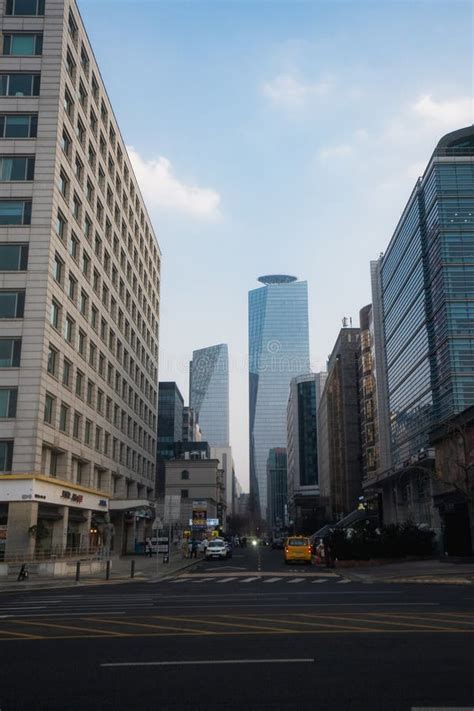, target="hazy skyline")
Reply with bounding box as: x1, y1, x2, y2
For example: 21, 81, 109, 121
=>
79, 0, 473, 491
